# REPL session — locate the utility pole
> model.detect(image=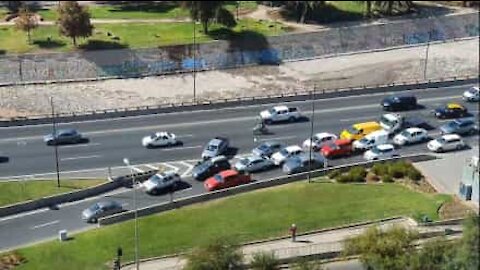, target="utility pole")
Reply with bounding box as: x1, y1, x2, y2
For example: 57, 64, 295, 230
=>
50, 97, 60, 188
307, 90, 315, 183
423, 30, 431, 80
123, 158, 139, 270
193, 7, 197, 103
